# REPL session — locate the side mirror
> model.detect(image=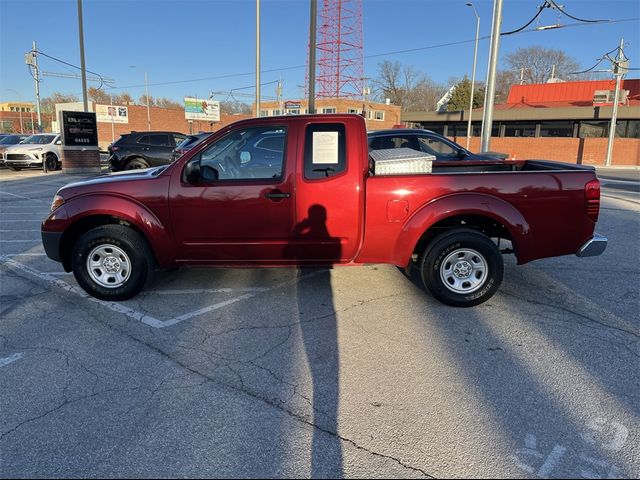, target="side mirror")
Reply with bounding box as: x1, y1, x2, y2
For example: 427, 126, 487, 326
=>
55, 140, 62, 145
184, 158, 201, 183
240, 151, 251, 164
458, 149, 468, 159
